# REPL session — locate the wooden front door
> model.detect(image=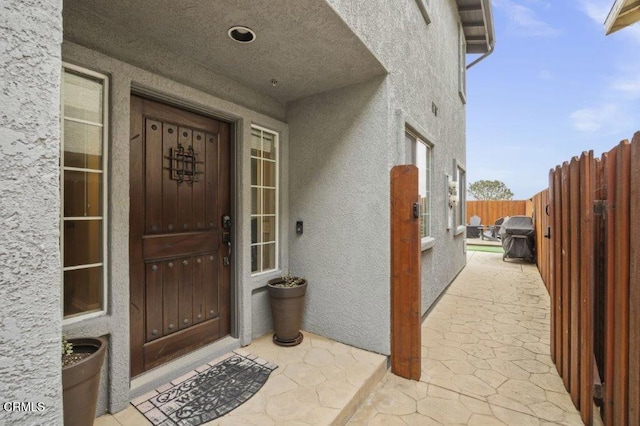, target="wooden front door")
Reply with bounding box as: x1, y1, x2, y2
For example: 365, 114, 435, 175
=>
129, 96, 231, 376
